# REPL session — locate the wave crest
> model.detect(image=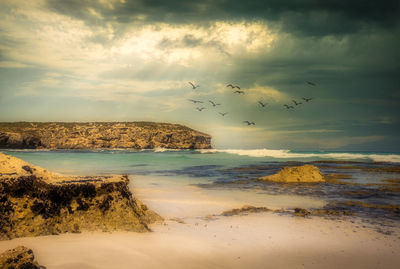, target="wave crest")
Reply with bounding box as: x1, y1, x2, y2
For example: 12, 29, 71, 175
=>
198, 149, 400, 163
